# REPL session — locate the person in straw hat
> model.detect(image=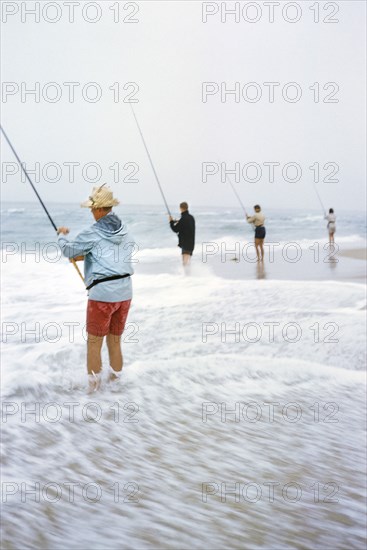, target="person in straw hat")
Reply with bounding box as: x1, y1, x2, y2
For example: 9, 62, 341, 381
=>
57, 184, 135, 393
